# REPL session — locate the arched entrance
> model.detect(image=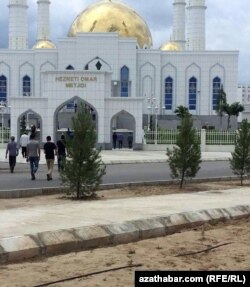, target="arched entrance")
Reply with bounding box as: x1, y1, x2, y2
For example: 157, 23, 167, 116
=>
111, 110, 136, 149
54, 96, 98, 142
17, 110, 42, 141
